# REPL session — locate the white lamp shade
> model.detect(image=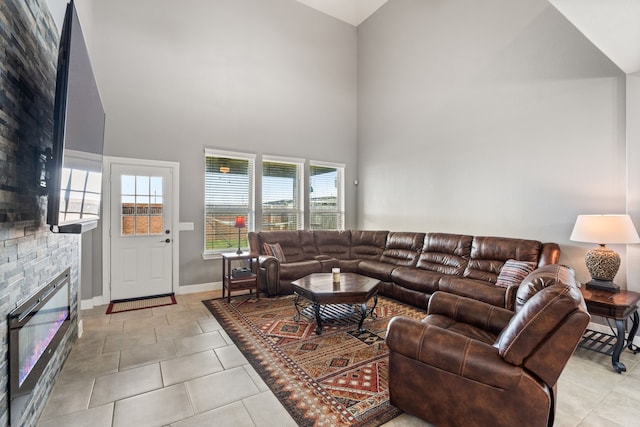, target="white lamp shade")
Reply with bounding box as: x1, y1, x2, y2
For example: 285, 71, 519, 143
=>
570, 214, 640, 244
